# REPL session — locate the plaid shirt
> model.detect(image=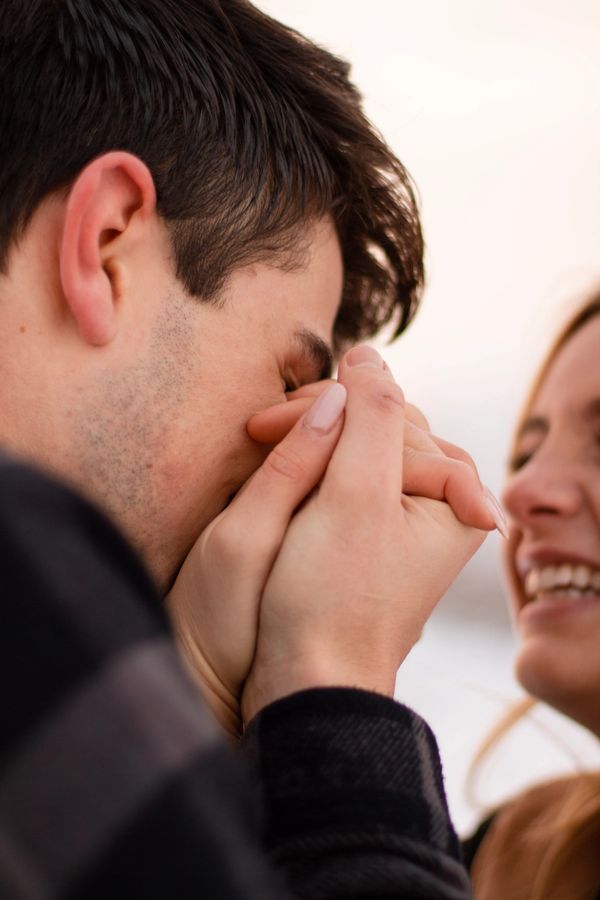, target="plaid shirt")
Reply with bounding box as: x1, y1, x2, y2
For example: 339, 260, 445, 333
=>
0, 454, 472, 899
